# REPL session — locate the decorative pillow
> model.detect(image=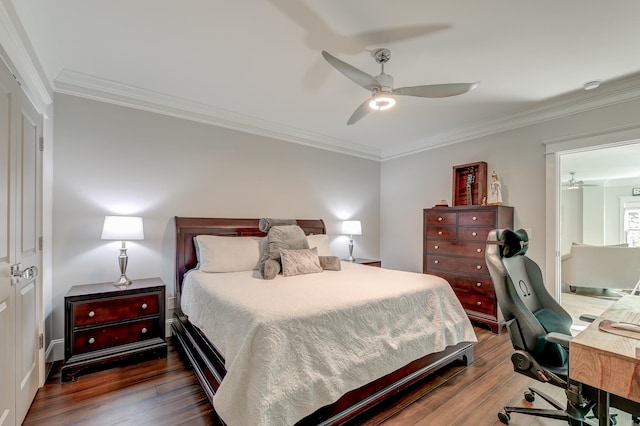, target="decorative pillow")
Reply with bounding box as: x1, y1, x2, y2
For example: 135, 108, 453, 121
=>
319, 256, 341, 271
306, 234, 332, 256
195, 235, 263, 272
280, 247, 323, 277
259, 225, 310, 279
258, 218, 297, 233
